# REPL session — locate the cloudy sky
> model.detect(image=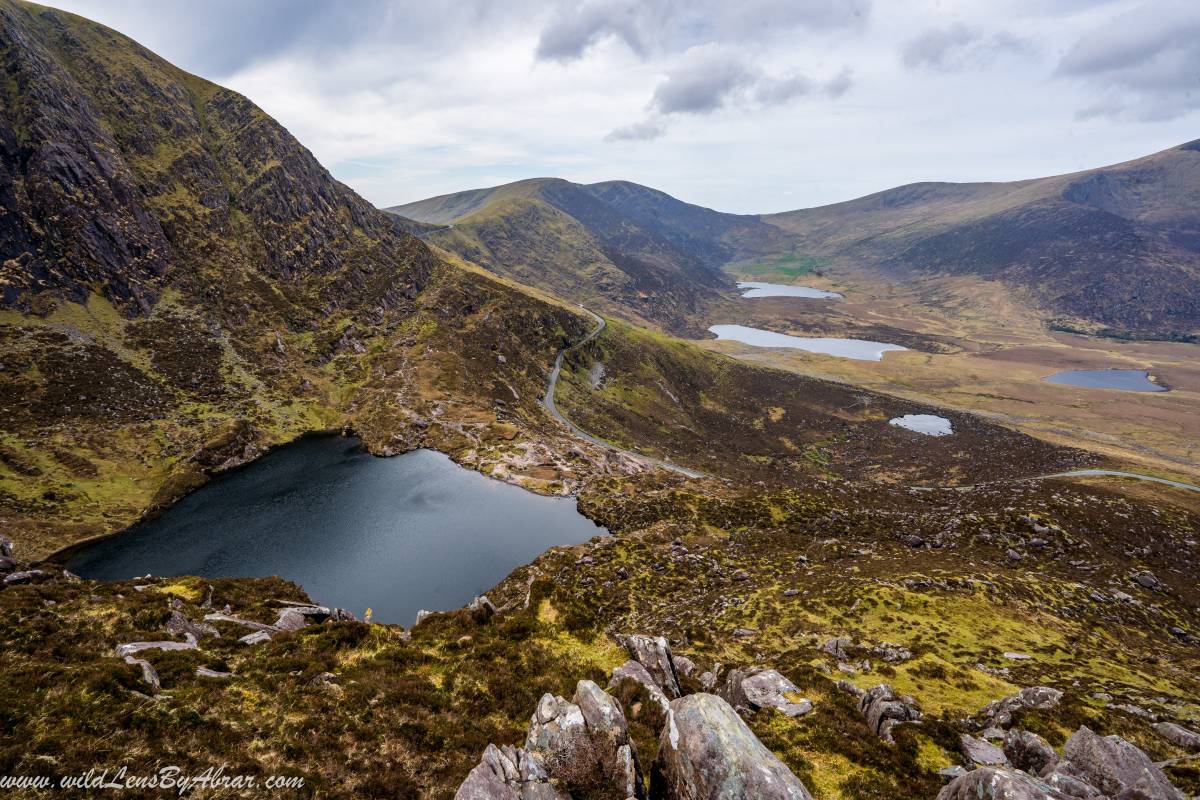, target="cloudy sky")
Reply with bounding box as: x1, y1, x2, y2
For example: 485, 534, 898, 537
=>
47, 0, 1200, 213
